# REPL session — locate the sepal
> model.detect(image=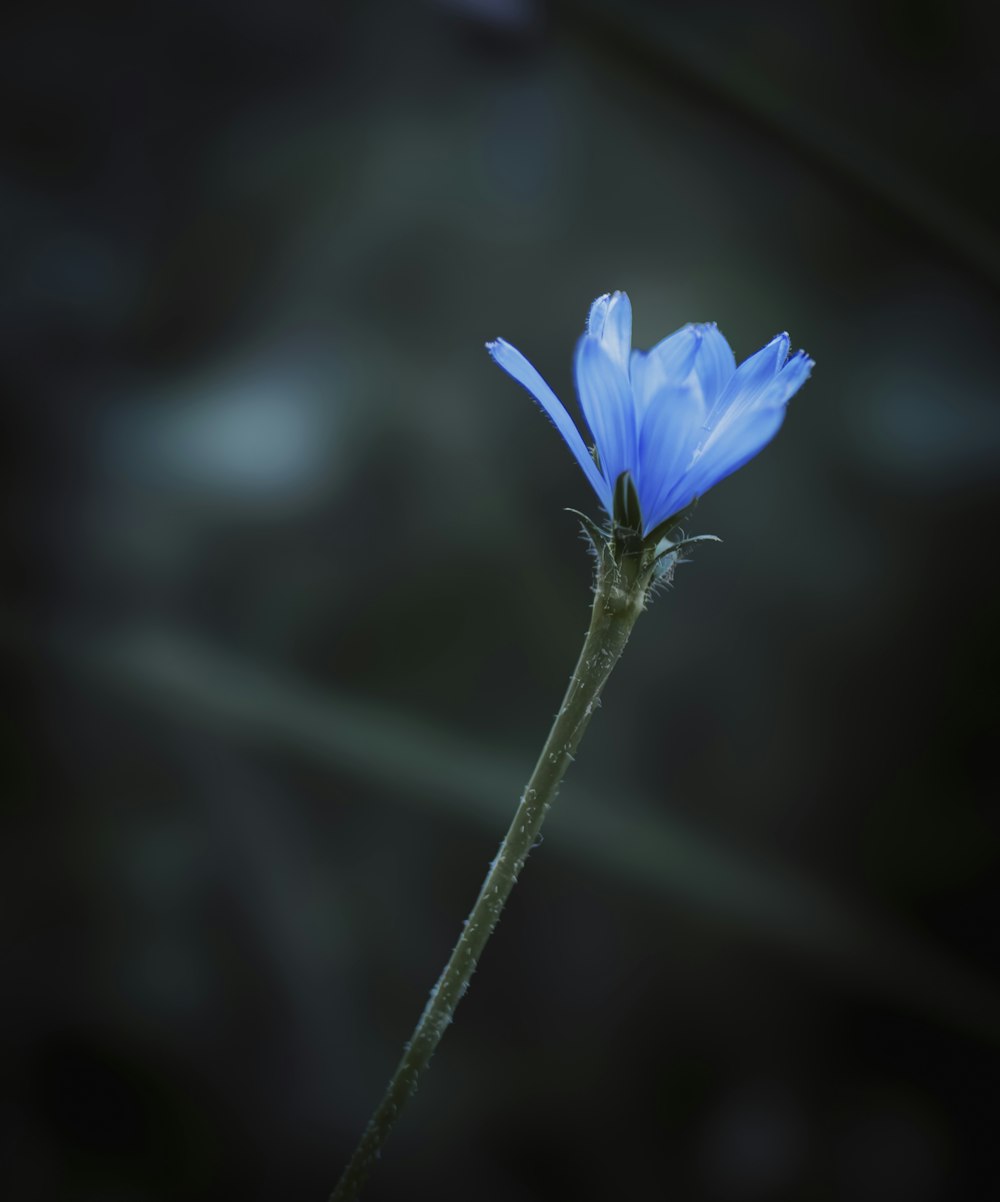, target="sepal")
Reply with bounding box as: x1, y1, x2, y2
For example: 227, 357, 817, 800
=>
646, 524, 722, 591
565, 507, 610, 556
612, 471, 643, 534
651, 532, 722, 575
